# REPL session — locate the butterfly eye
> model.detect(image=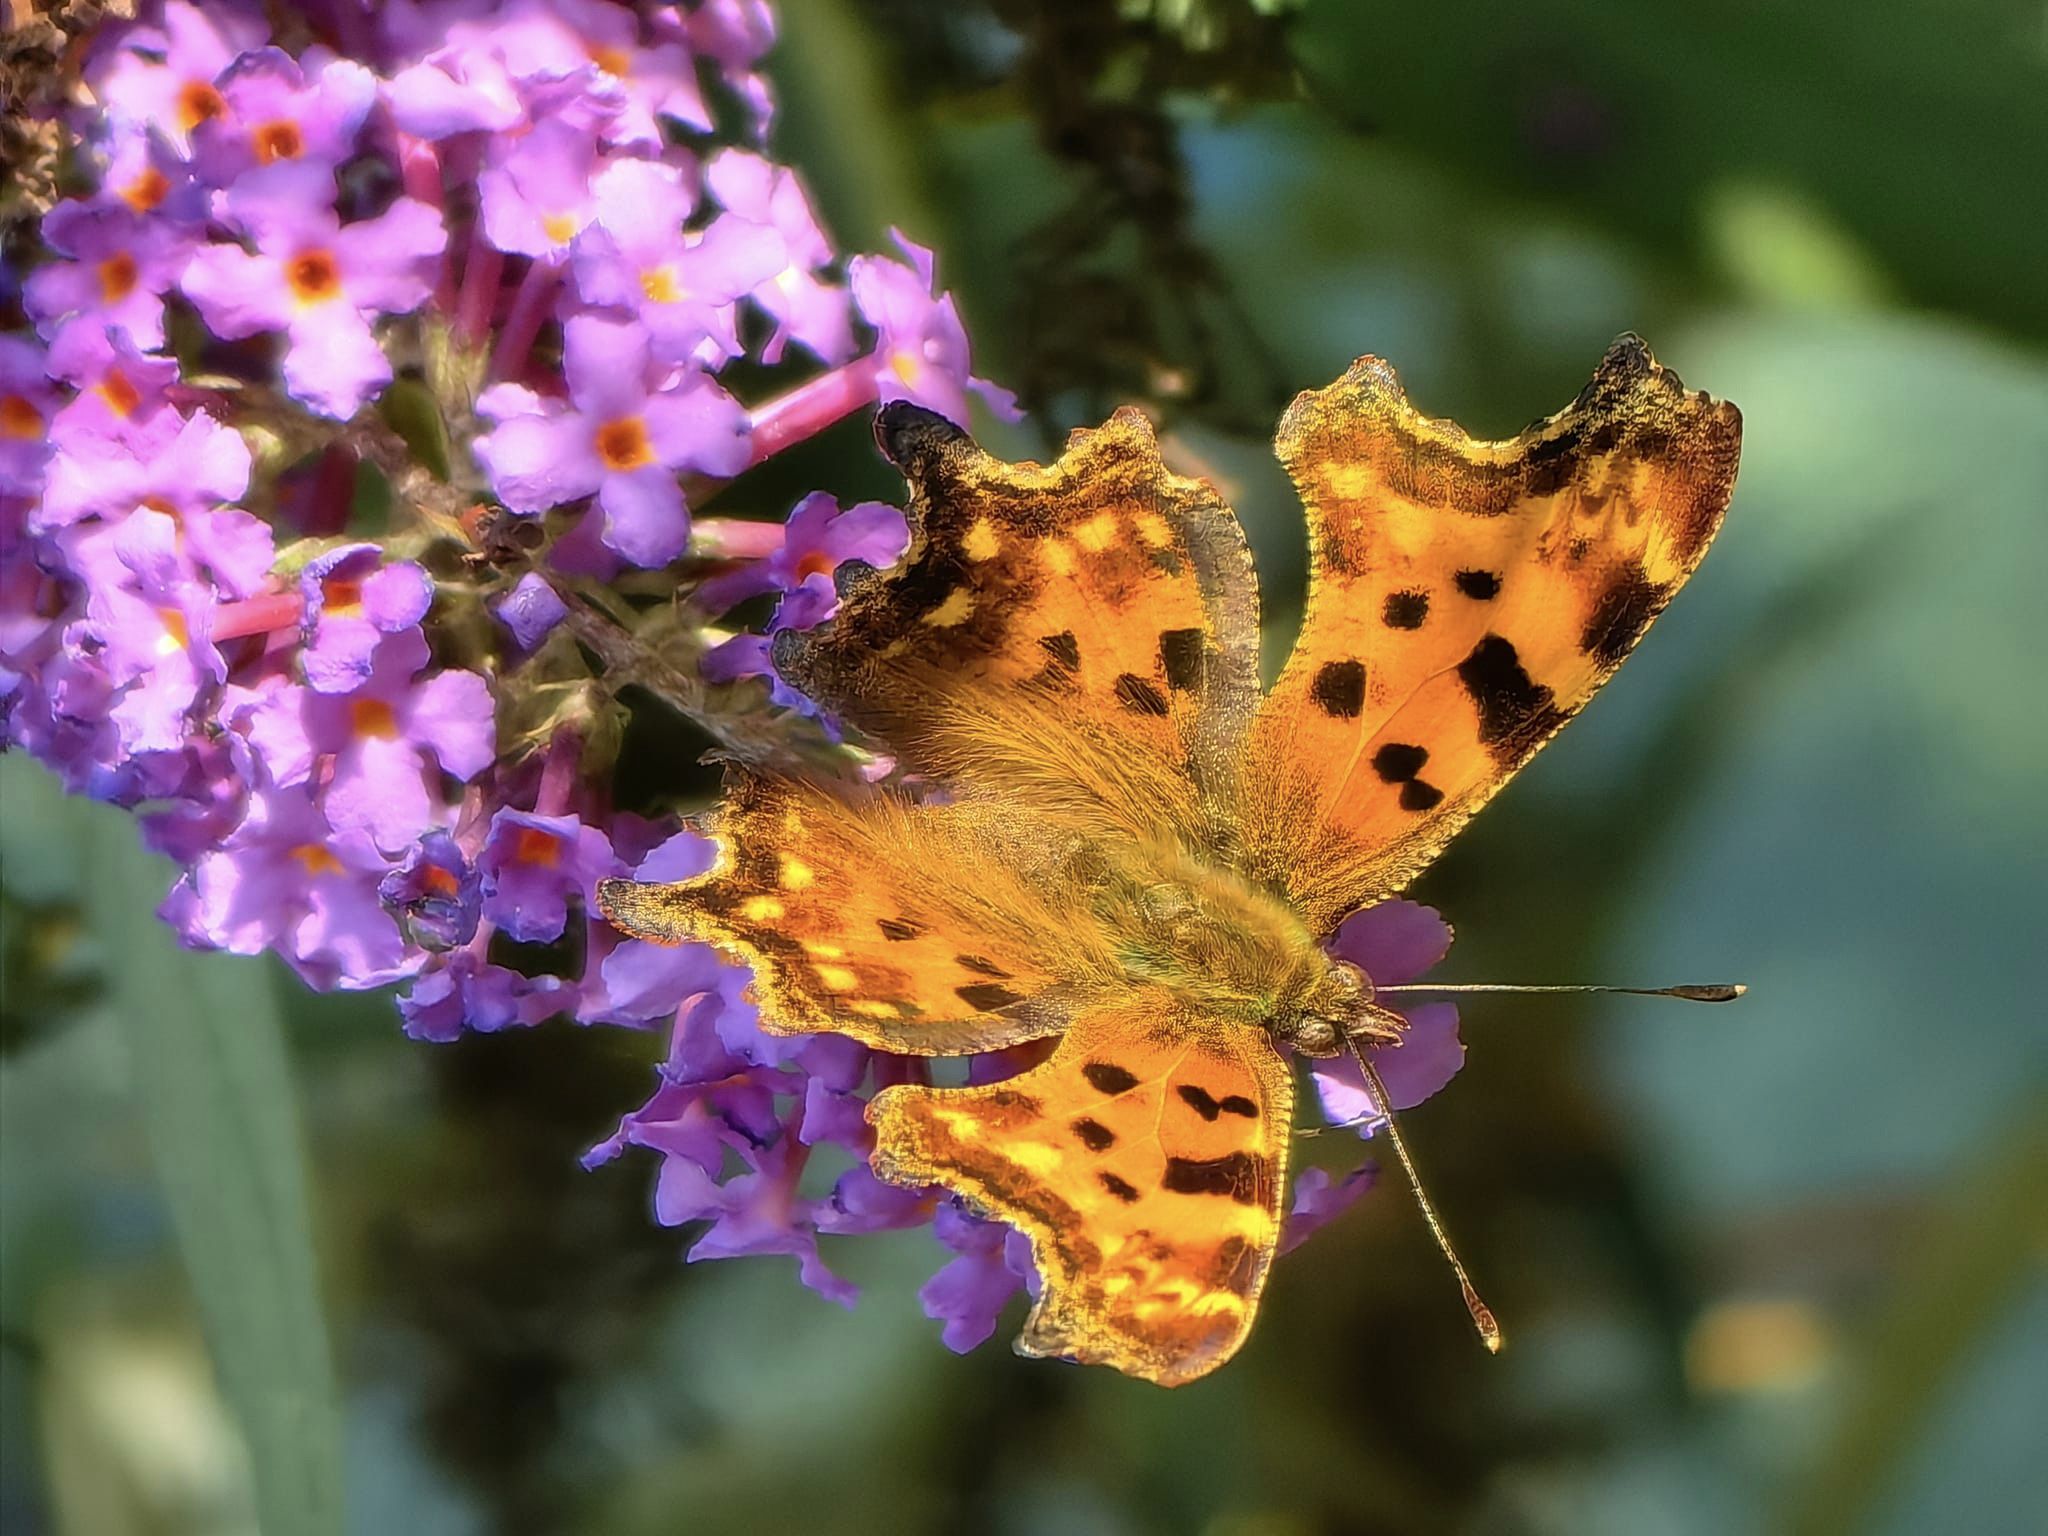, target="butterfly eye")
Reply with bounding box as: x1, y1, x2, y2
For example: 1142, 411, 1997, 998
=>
1283, 1015, 1341, 1057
